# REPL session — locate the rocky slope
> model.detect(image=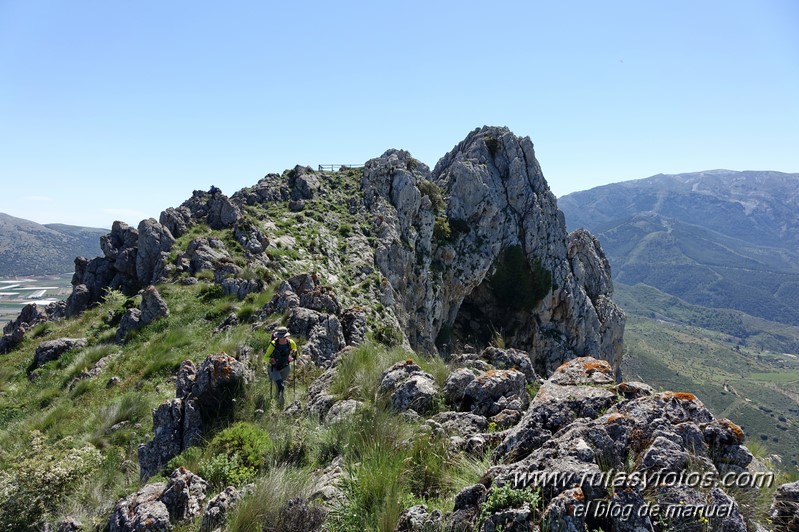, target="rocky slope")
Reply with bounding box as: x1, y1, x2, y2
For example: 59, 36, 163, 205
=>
0, 213, 106, 276
1, 127, 793, 531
